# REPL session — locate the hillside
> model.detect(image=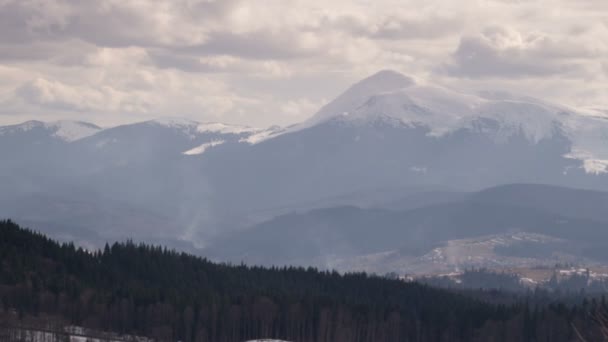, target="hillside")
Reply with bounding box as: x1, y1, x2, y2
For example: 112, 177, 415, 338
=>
1, 220, 606, 341
207, 184, 608, 273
